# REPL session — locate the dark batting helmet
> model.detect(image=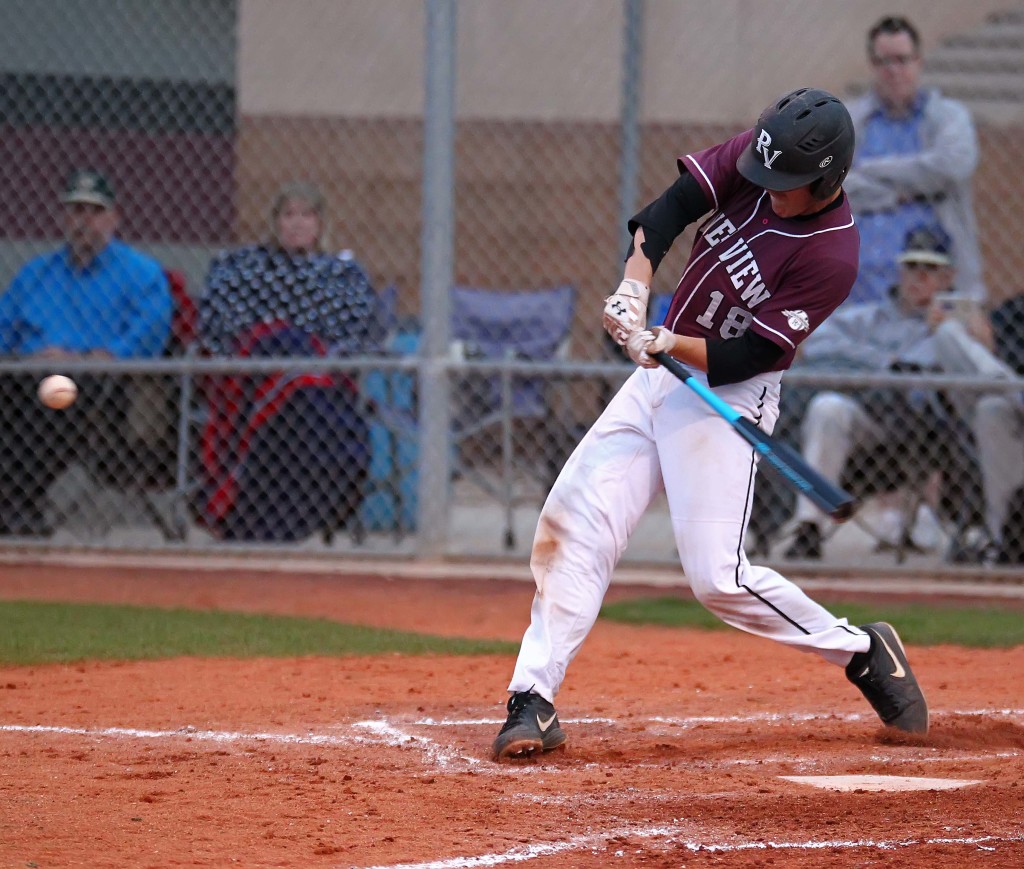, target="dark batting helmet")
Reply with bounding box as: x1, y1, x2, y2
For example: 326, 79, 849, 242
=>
736, 87, 855, 200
